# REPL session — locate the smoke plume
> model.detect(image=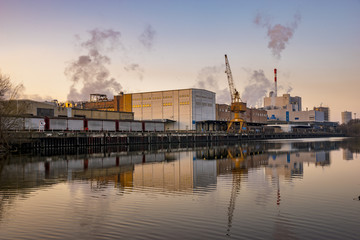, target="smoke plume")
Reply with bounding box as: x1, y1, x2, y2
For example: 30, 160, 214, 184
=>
138, 25, 156, 50
255, 13, 301, 59
65, 29, 122, 101
194, 65, 230, 104
124, 63, 144, 81
18, 84, 54, 102
242, 70, 272, 108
